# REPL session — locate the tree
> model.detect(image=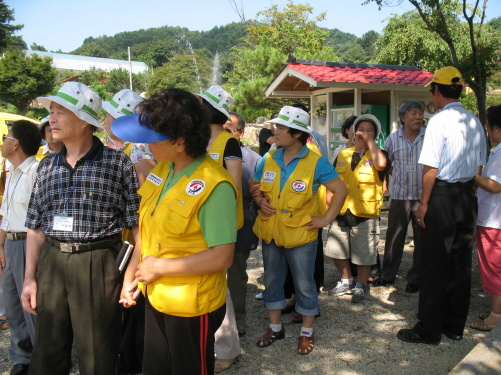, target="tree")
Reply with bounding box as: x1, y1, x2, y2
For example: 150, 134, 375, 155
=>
247, 1, 328, 55
0, 0, 25, 52
147, 54, 211, 96
0, 48, 56, 114
226, 1, 340, 120
365, 0, 501, 124
30, 42, 47, 51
